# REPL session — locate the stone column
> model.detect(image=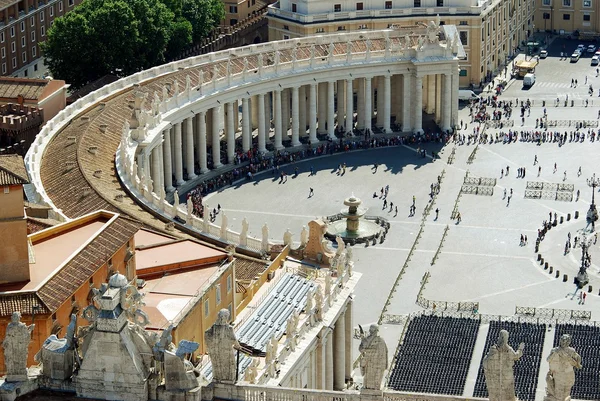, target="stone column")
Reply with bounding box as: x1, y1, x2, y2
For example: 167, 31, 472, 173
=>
173, 122, 184, 185
426, 75, 435, 114
163, 129, 174, 192
299, 85, 307, 136
291, 86, 301, 146
364, 77, 372, 132
452, 68, 459, 129
197, 111, 208, 173
309, 83, 317, 143
251, 95, 259, 130
402, 74, 412, 132
356, 78, 364, 130
234, 100, 239, 133
344, 301, 353, 381
258, 93, 267, 153
383, 75, 391, 133
327, 81, 335, 139
151, 146, 161, 194
326, 330, 334, 390
376, 76, 384, 128
282, 88, 290, 138
212, 107, 222, 168
345, 79, 353, 134
316, 335, 326, 389
442, 73, 452, 132
242, 97, 251, 152
274, 89, 284, 150
334, 313, 346, 391
157, 144, 164, 191
185, 117, 196, 180
226, 102, 235, 164
414, 74, 423, 134
337, 80, 346, 129
264, 93, 272, 140
317, 82, 327, 134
